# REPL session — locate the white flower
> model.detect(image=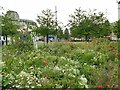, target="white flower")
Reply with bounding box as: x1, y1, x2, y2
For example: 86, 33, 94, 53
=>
62, 69, 65, 73
76, 69, 80, 74
29, 66, 34, 69
54, 66, 61, 71
16, 85, 20, 88
15, 80, 18, 83
70, 60, 74, 63
90, 65, 96, 68
25, 86, 29, 88
80, 75, 87, 84
37, 84, 42, 87
31, 86, 34, 88
28, 81, 32, 84
55, 84, 63, 88
67, 58, 70, 61
68, 73, 75, 78
19, 71, 30, 77
85, 85, 88, 88
60, 56, 66, 60
72, 69, 76, 74
65, 64, 68, 67
0, 61, 5, 68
